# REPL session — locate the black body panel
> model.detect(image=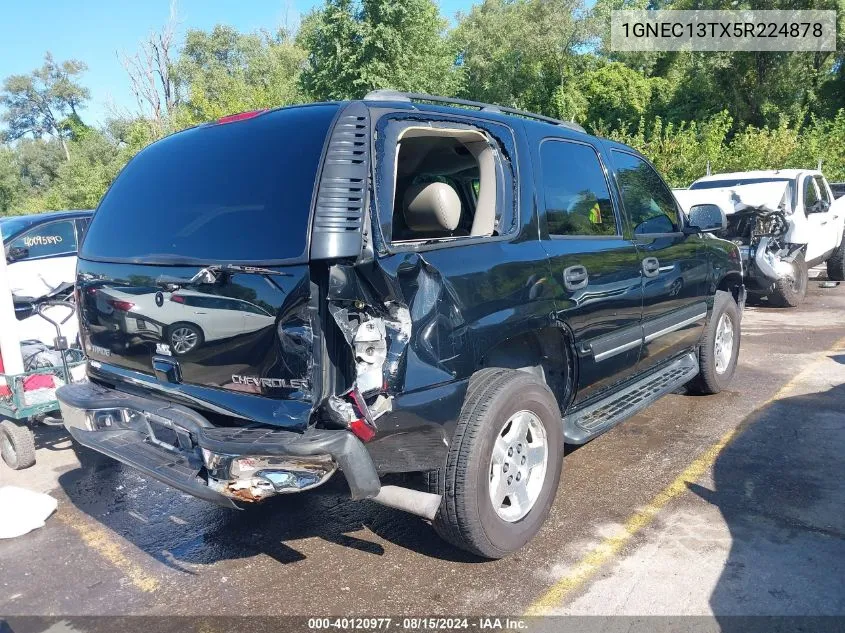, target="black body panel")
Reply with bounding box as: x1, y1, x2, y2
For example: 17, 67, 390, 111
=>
77, 259, 316, 430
